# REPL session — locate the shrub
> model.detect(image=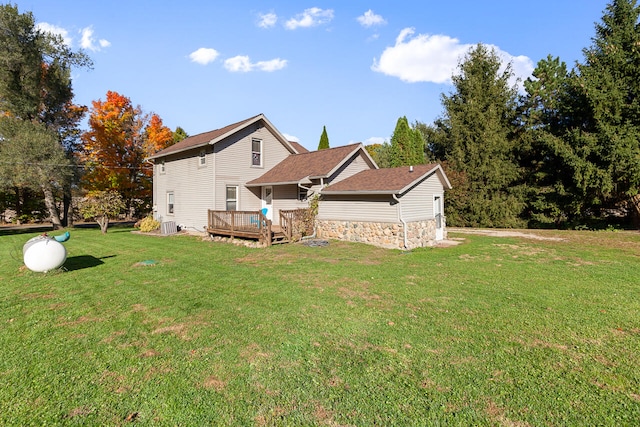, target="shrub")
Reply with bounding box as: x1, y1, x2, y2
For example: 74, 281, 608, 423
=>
138, 216, 160, 232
